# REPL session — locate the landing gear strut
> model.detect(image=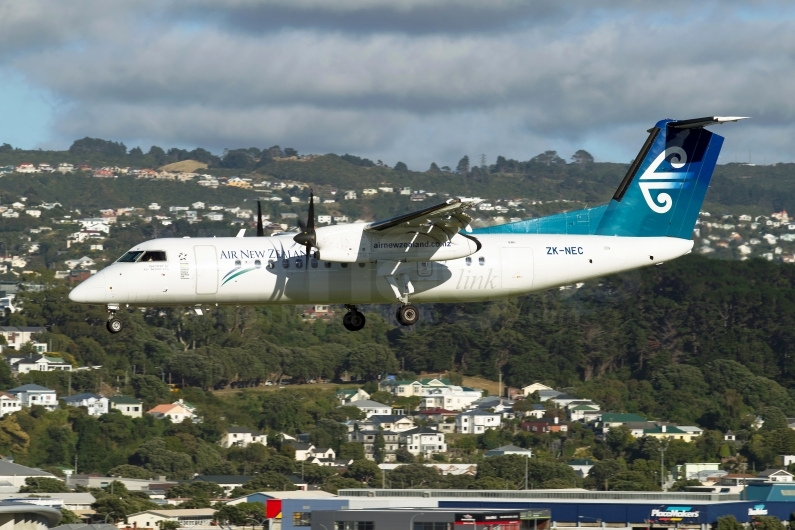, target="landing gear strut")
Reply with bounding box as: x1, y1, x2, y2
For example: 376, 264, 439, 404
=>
396, 304, 419, 326
106, 304, 123, 334
343, 305, 366, 332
